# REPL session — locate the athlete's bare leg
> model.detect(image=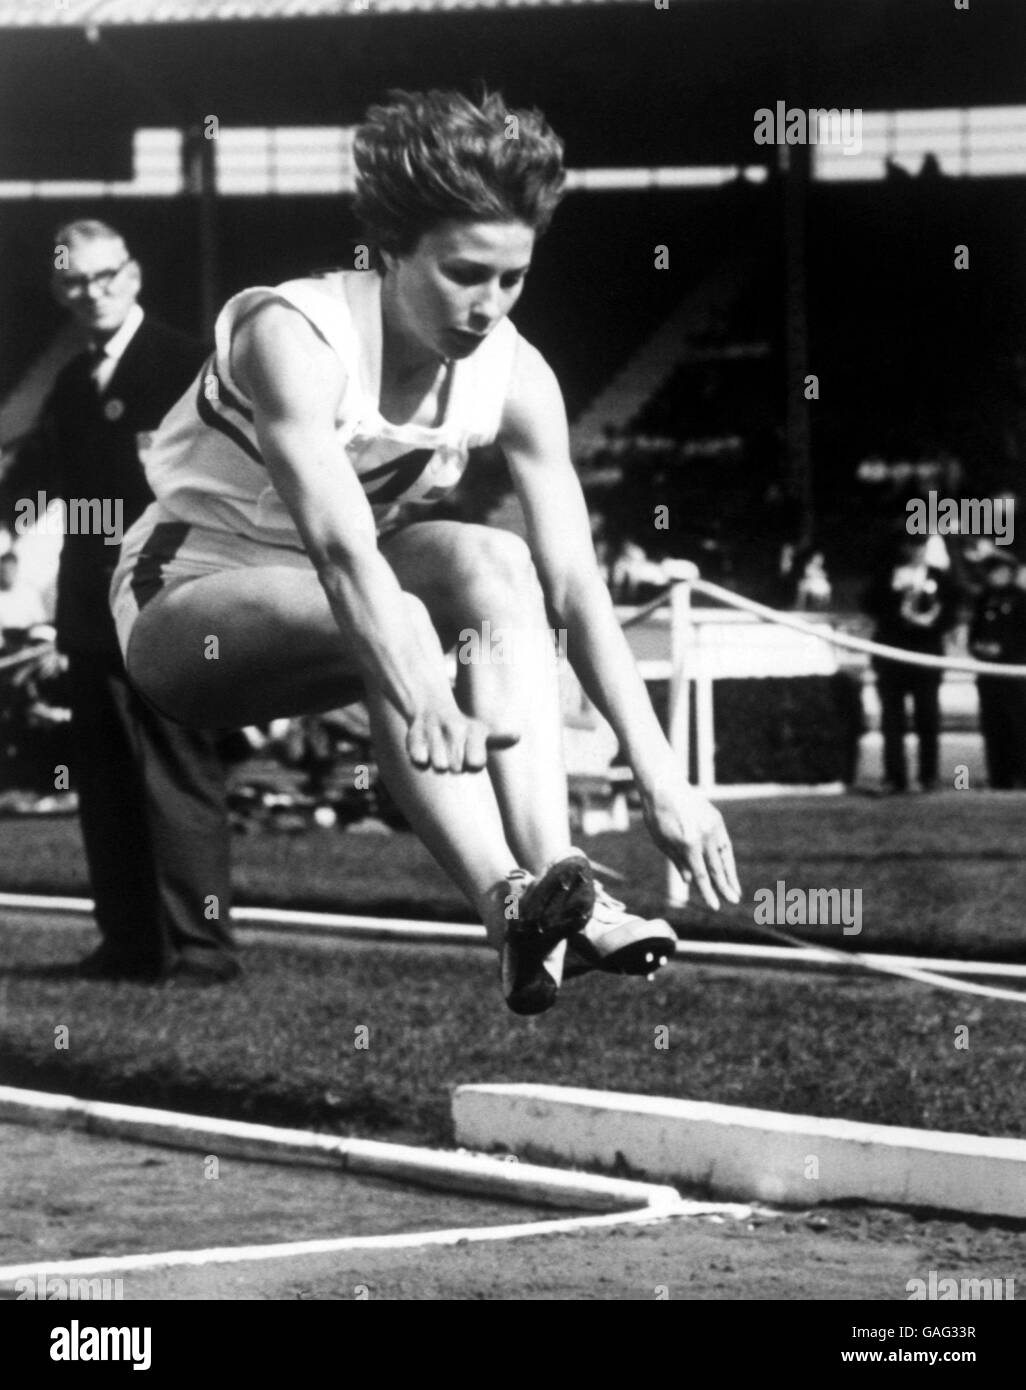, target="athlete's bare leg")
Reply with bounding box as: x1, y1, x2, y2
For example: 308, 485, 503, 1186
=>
125, 522, 574, 941
382, 522, 573, 875
126, 565, 516, 937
